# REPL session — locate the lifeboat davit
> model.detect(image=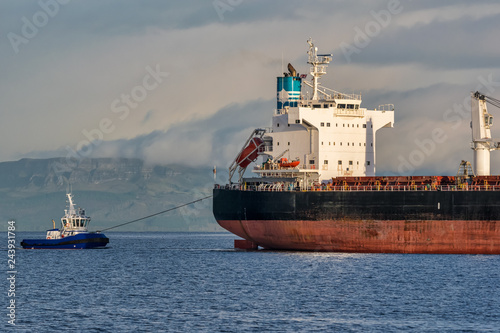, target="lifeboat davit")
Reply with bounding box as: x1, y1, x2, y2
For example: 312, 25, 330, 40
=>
236, 138, 263, 168
278, 158, 300, 168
